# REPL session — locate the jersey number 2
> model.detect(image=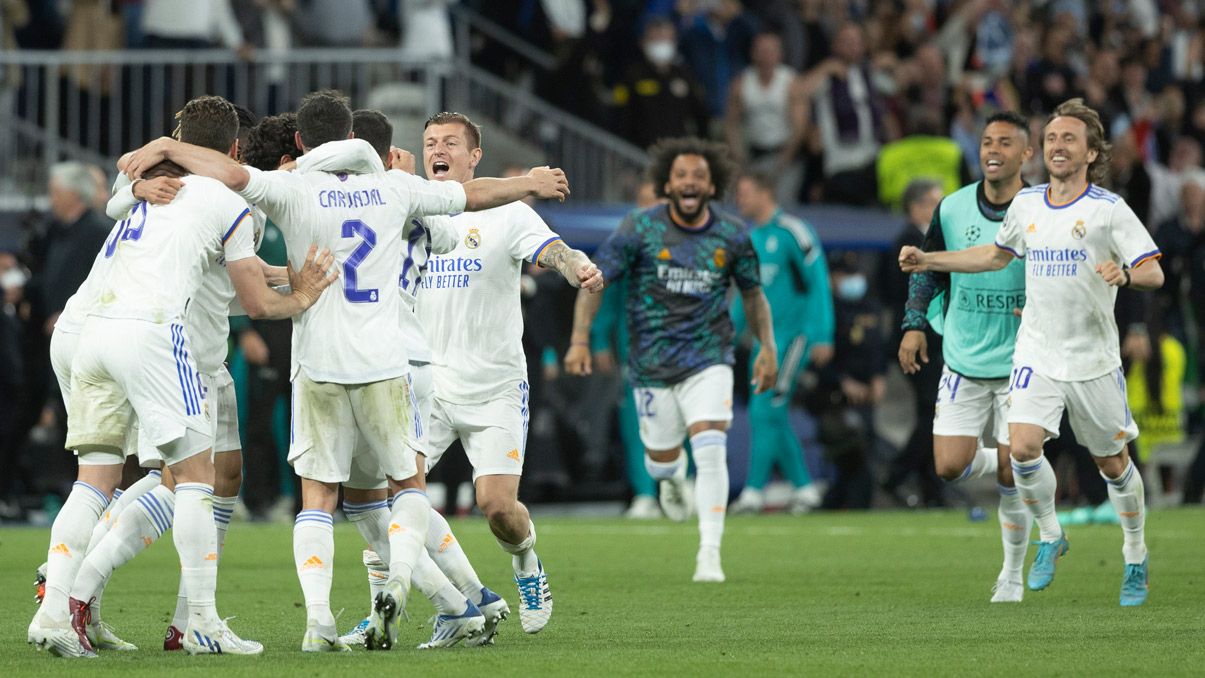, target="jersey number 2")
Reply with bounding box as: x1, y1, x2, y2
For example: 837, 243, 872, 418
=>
341, 219, 378, 303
